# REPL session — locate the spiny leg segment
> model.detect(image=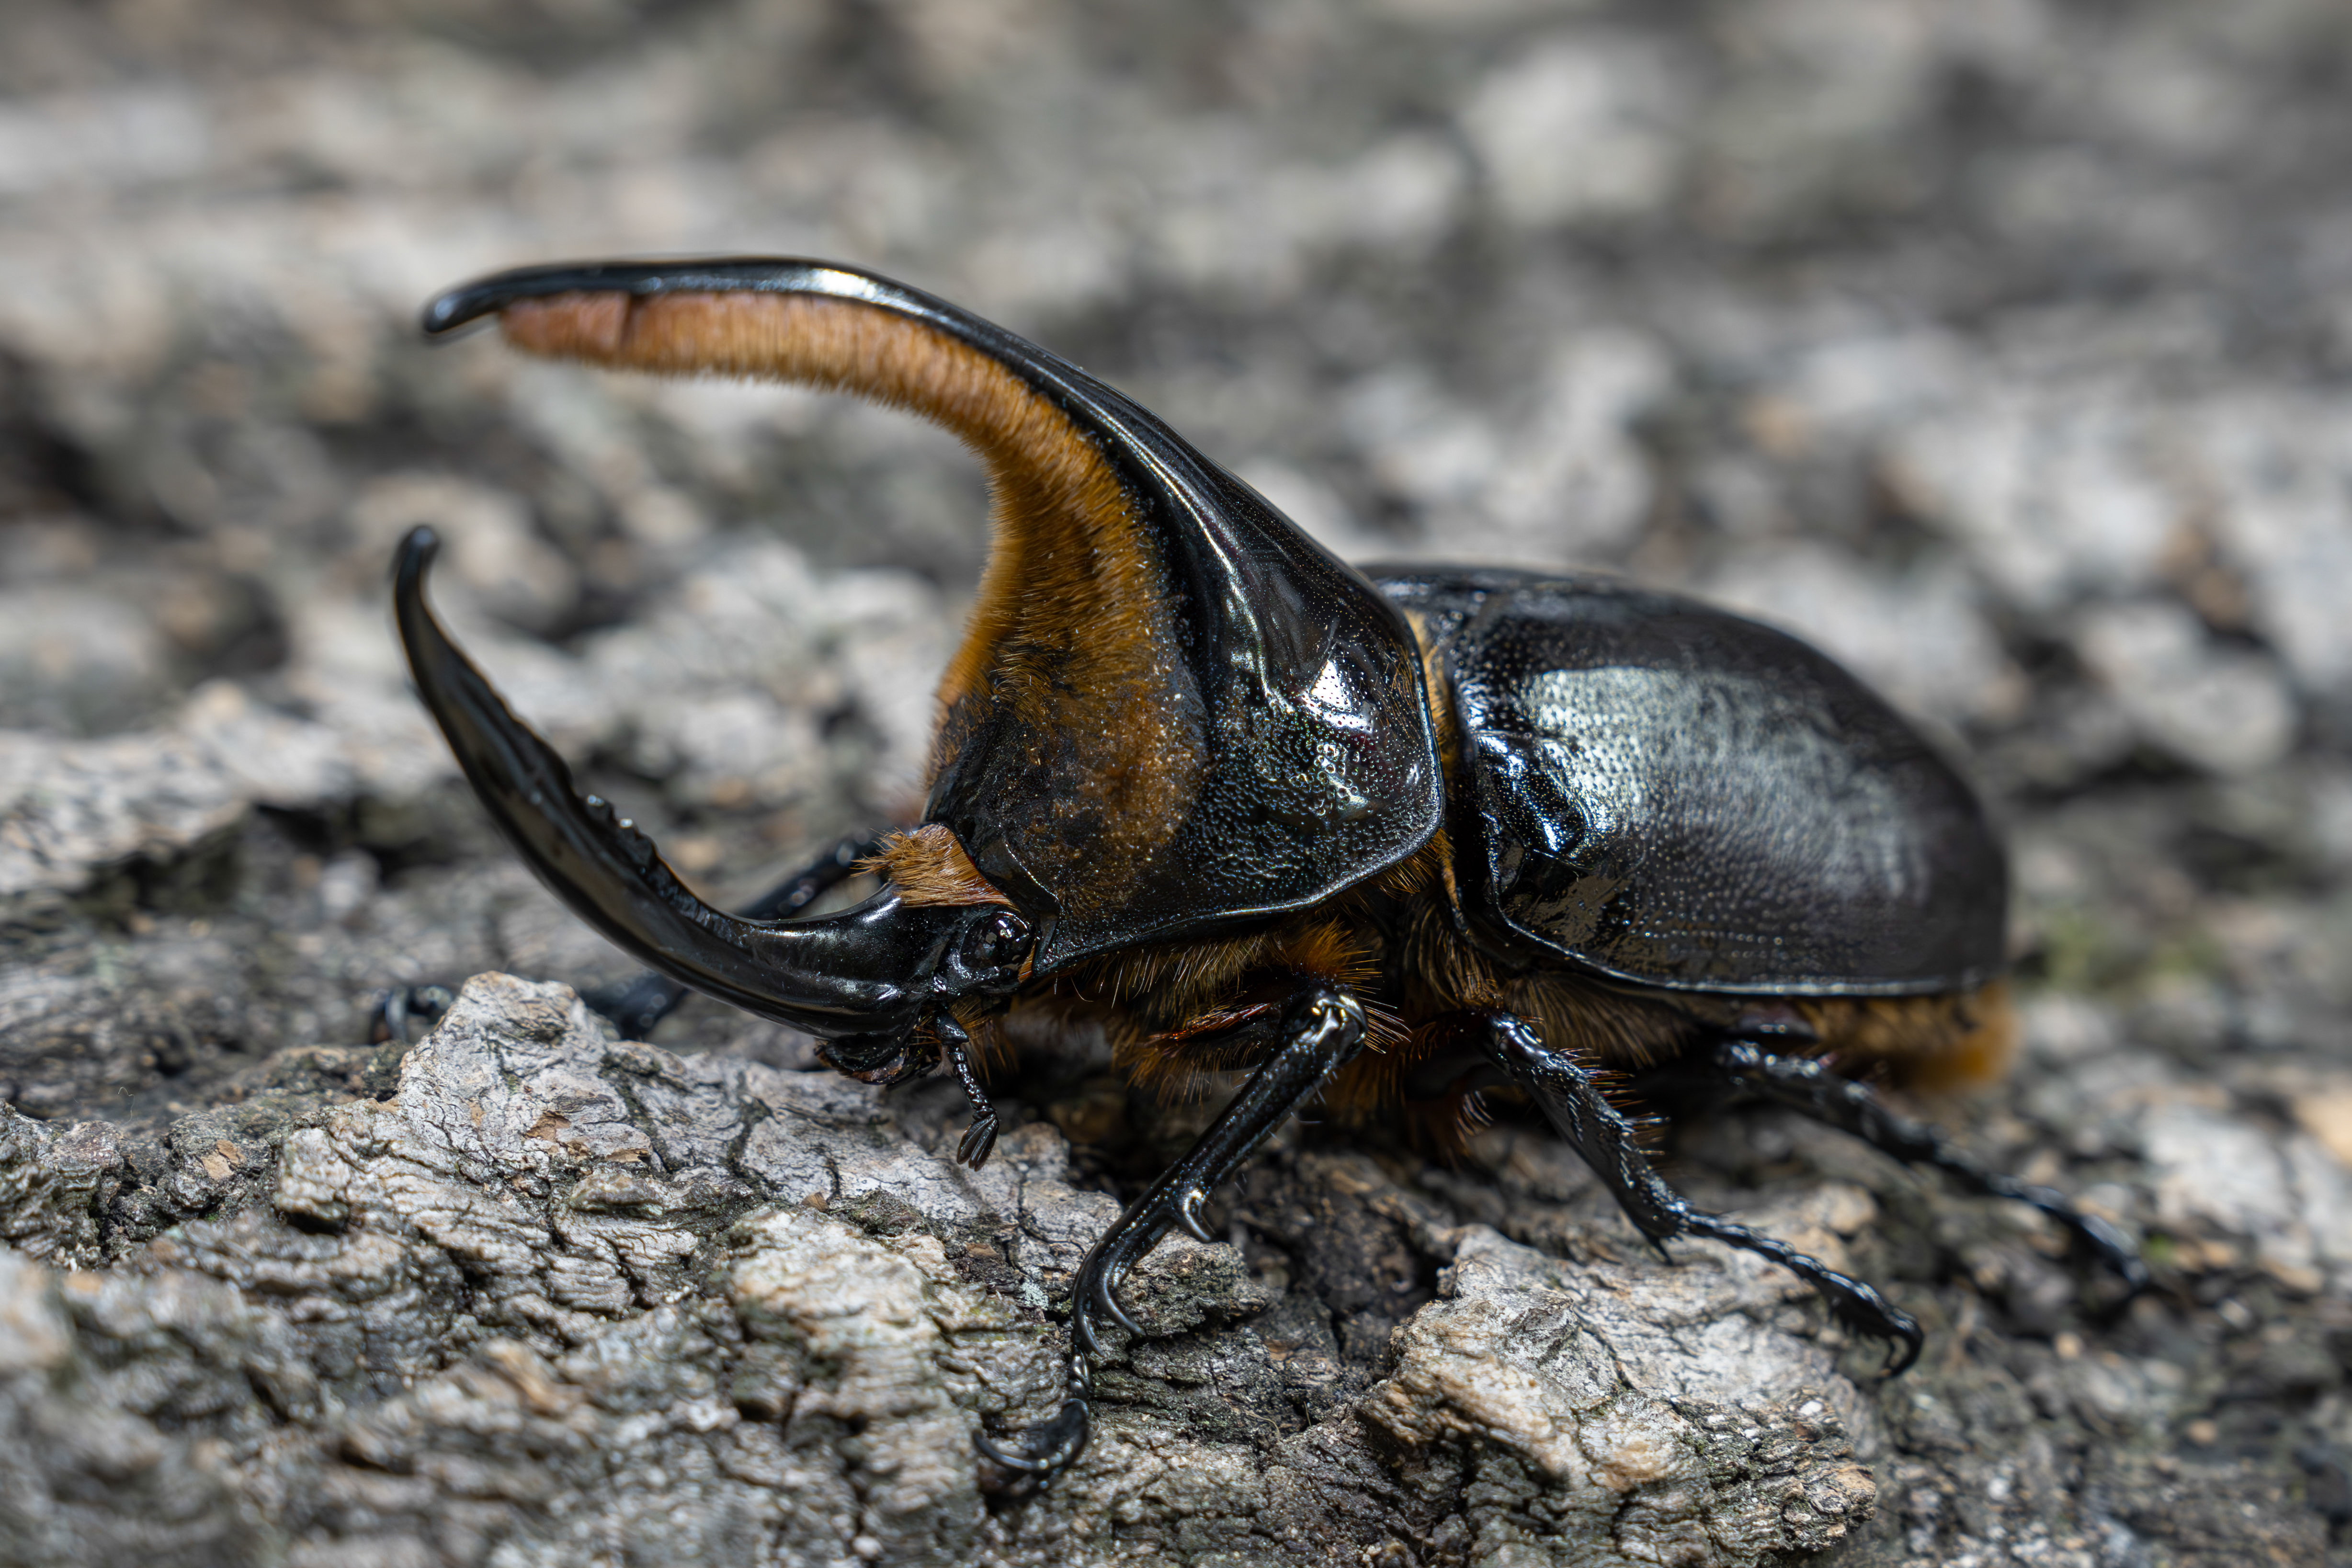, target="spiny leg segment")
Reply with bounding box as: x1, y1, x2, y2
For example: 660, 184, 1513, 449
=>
1440, 1008, 1926, 1374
